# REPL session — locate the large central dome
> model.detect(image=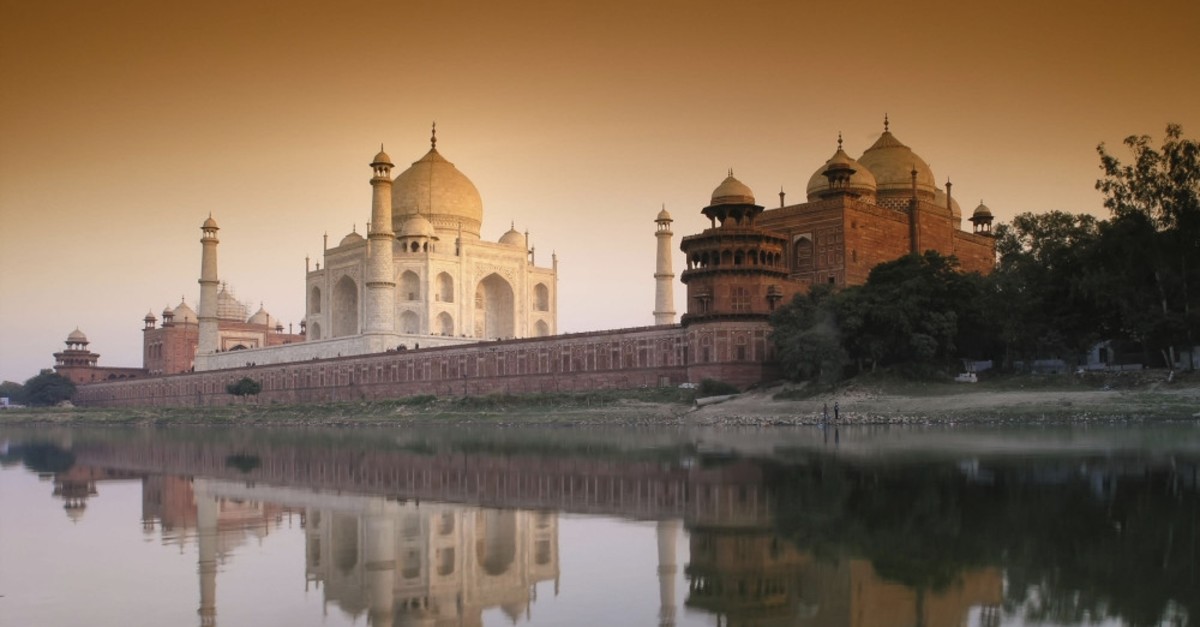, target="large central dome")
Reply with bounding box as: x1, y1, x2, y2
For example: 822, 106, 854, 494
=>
857, 124, 937, 199
391, 142, 483, 239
